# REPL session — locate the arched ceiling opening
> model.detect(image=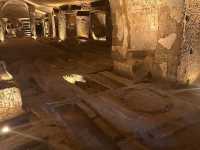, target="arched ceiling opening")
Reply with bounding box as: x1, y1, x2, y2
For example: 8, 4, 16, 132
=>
0, 0, 105, 21
0, 0, 101, 15
1, 0, 29, 19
